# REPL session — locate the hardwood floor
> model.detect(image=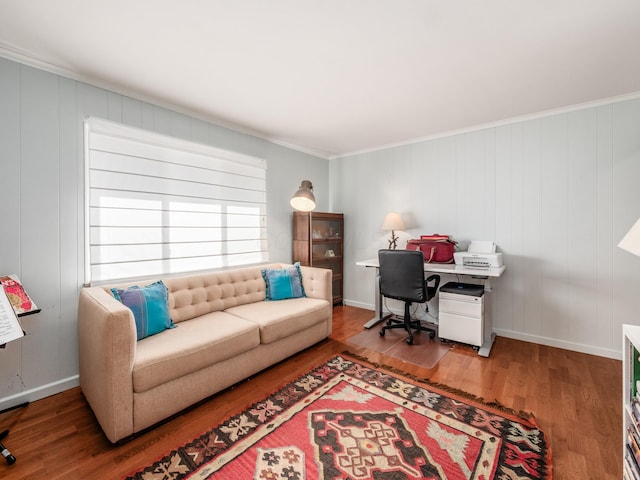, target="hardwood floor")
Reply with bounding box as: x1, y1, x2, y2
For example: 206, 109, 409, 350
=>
0, 305, 621, 479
